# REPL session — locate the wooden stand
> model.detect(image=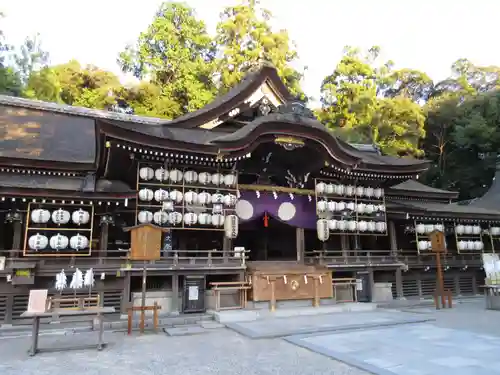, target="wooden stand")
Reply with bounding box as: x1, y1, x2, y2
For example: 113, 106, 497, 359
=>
430, 230, 453, 310
210, 281, 251, 311
127, 302, 161, 335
